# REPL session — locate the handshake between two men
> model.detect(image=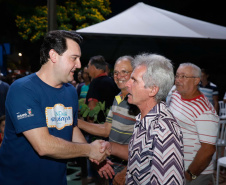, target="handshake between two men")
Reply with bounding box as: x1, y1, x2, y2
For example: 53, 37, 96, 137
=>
88, 139, 112, 164
88, 140, 125, 182
89, 140, 127, 185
